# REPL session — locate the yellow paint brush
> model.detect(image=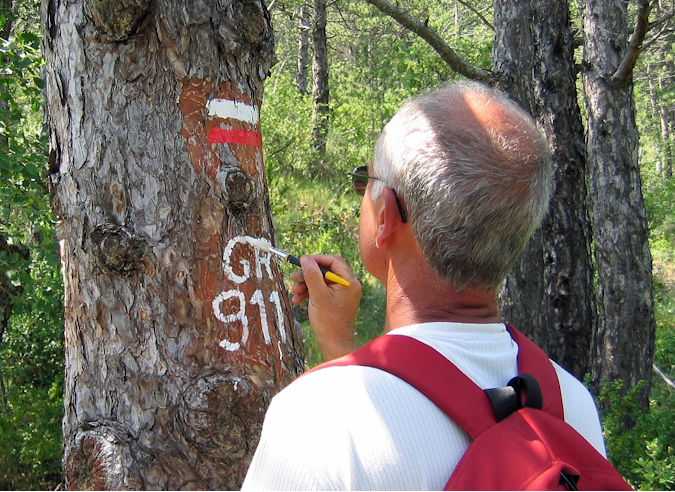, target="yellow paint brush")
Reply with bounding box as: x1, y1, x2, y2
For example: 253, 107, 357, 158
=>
243, 236, 351, 287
